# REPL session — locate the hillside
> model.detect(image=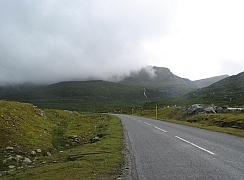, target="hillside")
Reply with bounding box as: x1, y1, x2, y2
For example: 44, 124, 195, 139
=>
0, 101, 124, 179
121, 66, 198, 99
182, 71, 244, 106
193, 75, 229, 88
144, 71, 244, 108
0, 101, 54, 154
0, 66, 231, 112
1, 81, 146, 111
